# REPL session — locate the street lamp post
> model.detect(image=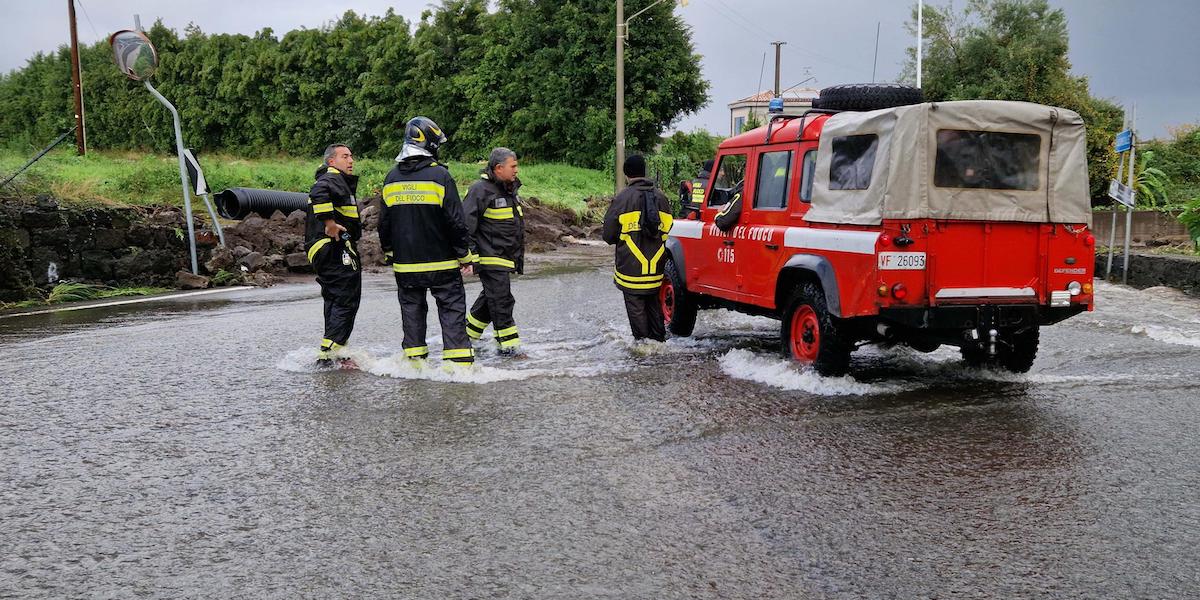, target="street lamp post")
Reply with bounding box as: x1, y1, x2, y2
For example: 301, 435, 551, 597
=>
615, 0, 688, 193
